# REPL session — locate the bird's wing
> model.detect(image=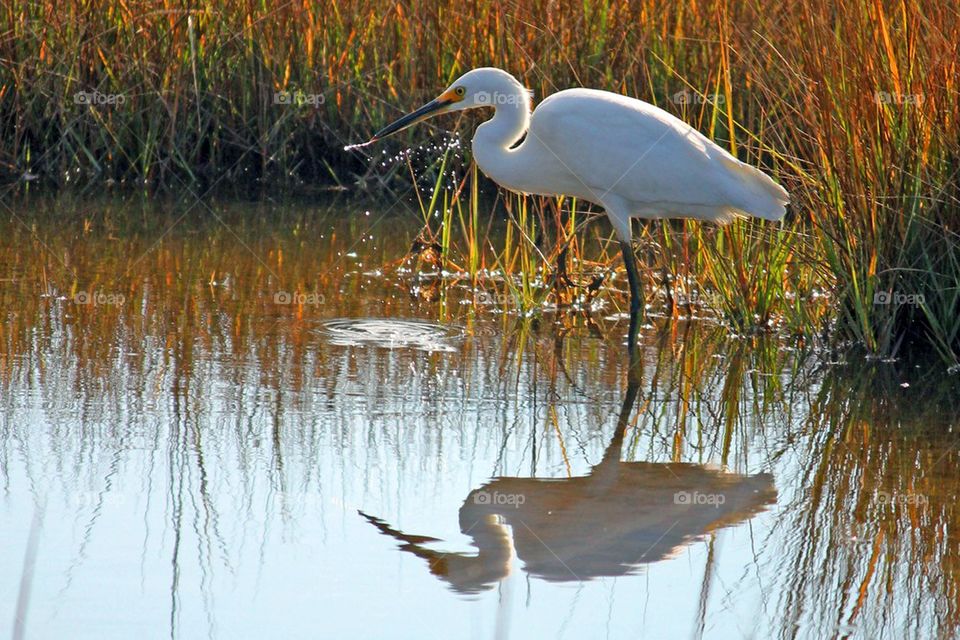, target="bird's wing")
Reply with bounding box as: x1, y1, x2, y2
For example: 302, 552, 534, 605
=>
528, 89, 787, 221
